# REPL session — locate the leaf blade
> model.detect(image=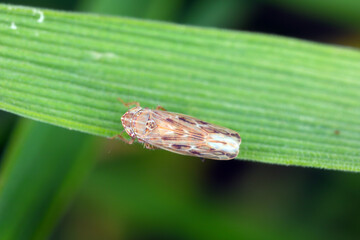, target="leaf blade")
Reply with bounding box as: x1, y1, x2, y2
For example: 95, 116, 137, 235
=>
0, 4, 360, 171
